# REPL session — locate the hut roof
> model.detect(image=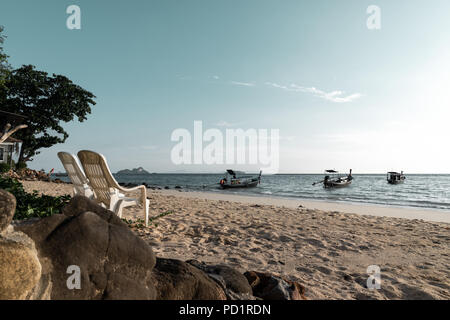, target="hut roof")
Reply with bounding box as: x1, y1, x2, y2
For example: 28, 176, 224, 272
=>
1, 136, 22, 143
